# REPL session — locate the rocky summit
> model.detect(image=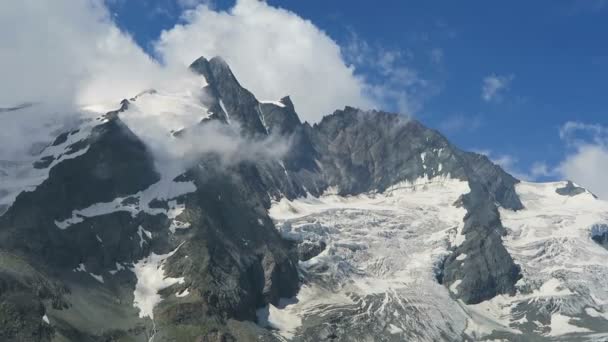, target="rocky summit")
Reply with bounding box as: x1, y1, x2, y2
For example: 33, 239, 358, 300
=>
1, 57, 608, 342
